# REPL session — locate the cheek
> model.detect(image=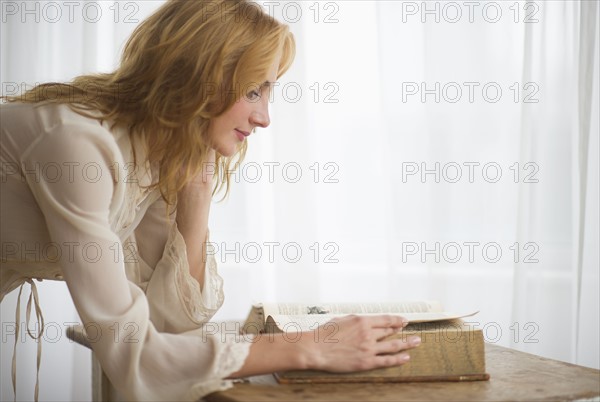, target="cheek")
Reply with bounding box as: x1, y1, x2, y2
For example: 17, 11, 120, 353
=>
208, 118, 226, 140
229, 100, 252, 120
